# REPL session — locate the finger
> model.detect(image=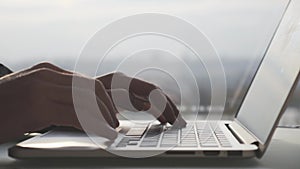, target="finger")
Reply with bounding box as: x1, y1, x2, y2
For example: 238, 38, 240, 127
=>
95, 79, 119, 127
35, 68, 117, 118
107, 89, 140, 112
97, 73, 157, 96
53, 101, 117, 140
97, 72, 124, 89
146, 102, 168, 124
97, 73, 182, 126
165, 95, 187, 127
161, 99, 178, 125
165, 96, 179, 117
84, 117, 118, 140
107, 88, 169, 124
56, 82, 119, 128
42, 66, 120, 127
29, 68, 117, 115
130, 78, 157, 96
48, 99, 82, 129
165, 100, 186, 128
96, 97, 119, 128
157, 114, 168, 124
42, 65, 120, 127
145, 89, 172, 125
131, 92, 170, 125
129, 92, 150, 111
128, 90, 170, 124
43, 82, 119, 128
